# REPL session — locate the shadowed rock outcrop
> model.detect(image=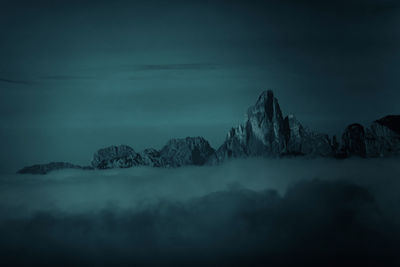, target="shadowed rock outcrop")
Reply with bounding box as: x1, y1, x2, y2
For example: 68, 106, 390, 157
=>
17, 162, 93, 175
340, 124, 367, 157
375, 115, 400, 134
365, 116, 400, 157
160, 137, 215, 167
91, 145, 142, 169
90, 137, 215, 169
140, 148, 162, 167
213, 90, 333, 163
340, 116, 400, 158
